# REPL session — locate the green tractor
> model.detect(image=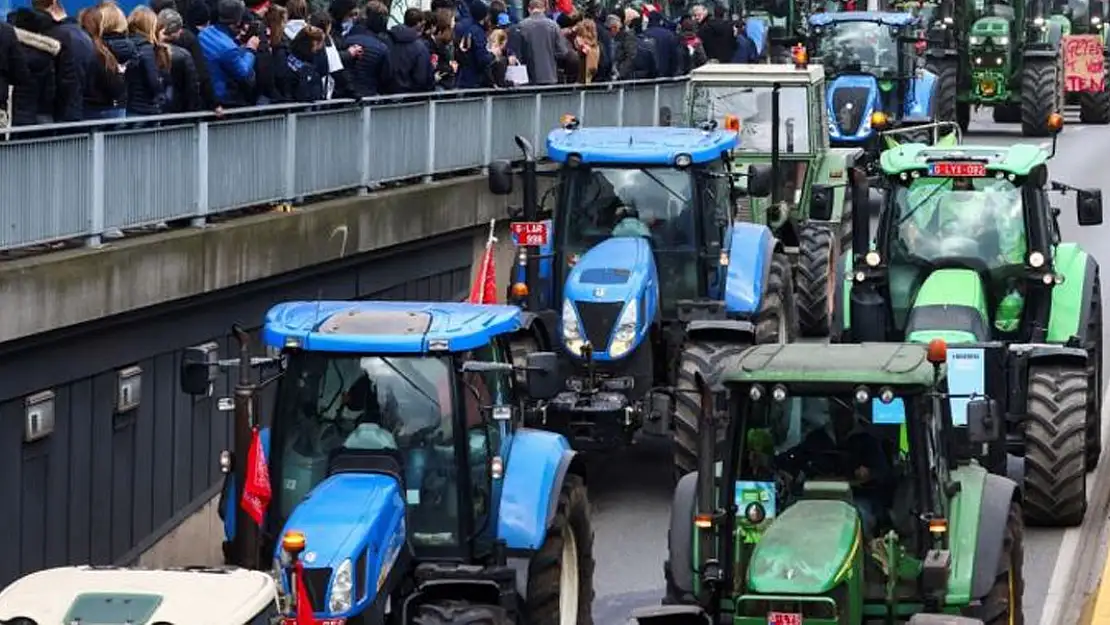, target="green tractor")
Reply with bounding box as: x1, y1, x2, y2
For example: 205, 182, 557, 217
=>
927, 0, 1066, 135
836, 134, 1105, 526
1053, 0, 1110, 122
687, 62, 875, 338
629, 341, 1022, 625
